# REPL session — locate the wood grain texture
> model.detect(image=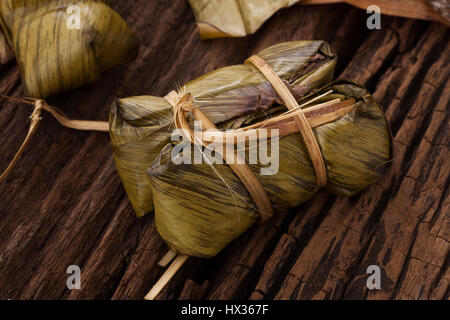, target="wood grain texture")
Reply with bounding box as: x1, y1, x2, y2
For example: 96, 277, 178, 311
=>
303, 0, 450, 25
0, 0, 448, 300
